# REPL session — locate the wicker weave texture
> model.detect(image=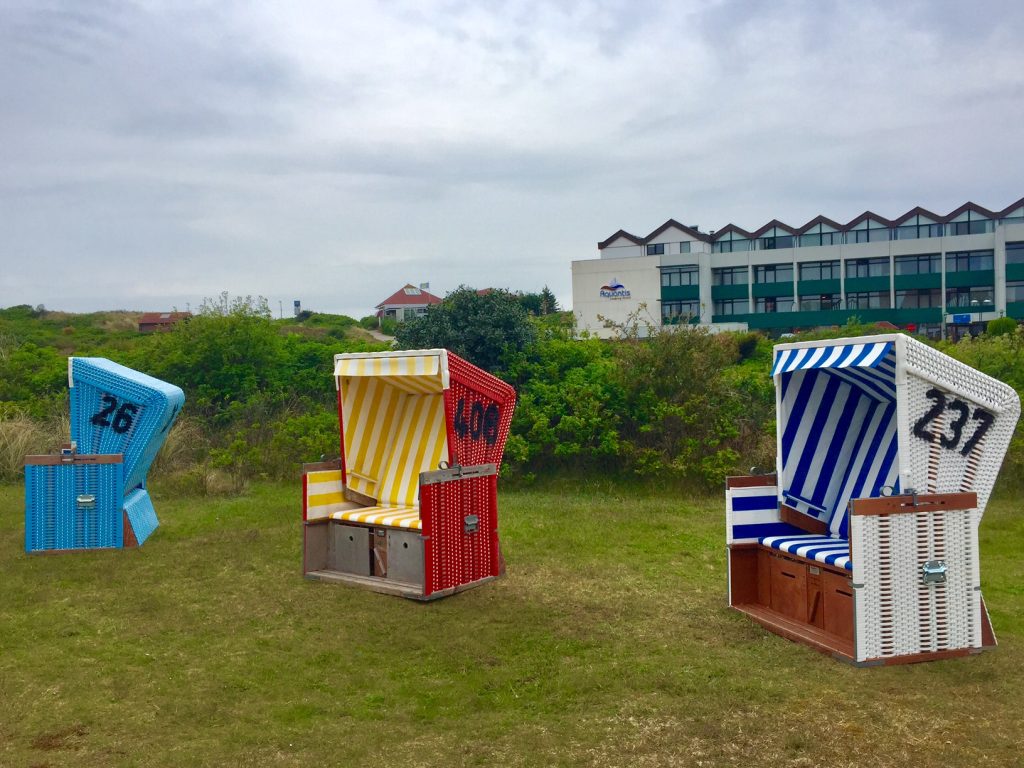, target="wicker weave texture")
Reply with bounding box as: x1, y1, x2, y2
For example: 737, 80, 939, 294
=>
69, 358, 184, 492
421, 474, 498, 596
124, 488, 160, 546
852, 506, 981, 662
25, 461, 124, 552
444, 352, 515, 468
900, 336, 1020, 515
